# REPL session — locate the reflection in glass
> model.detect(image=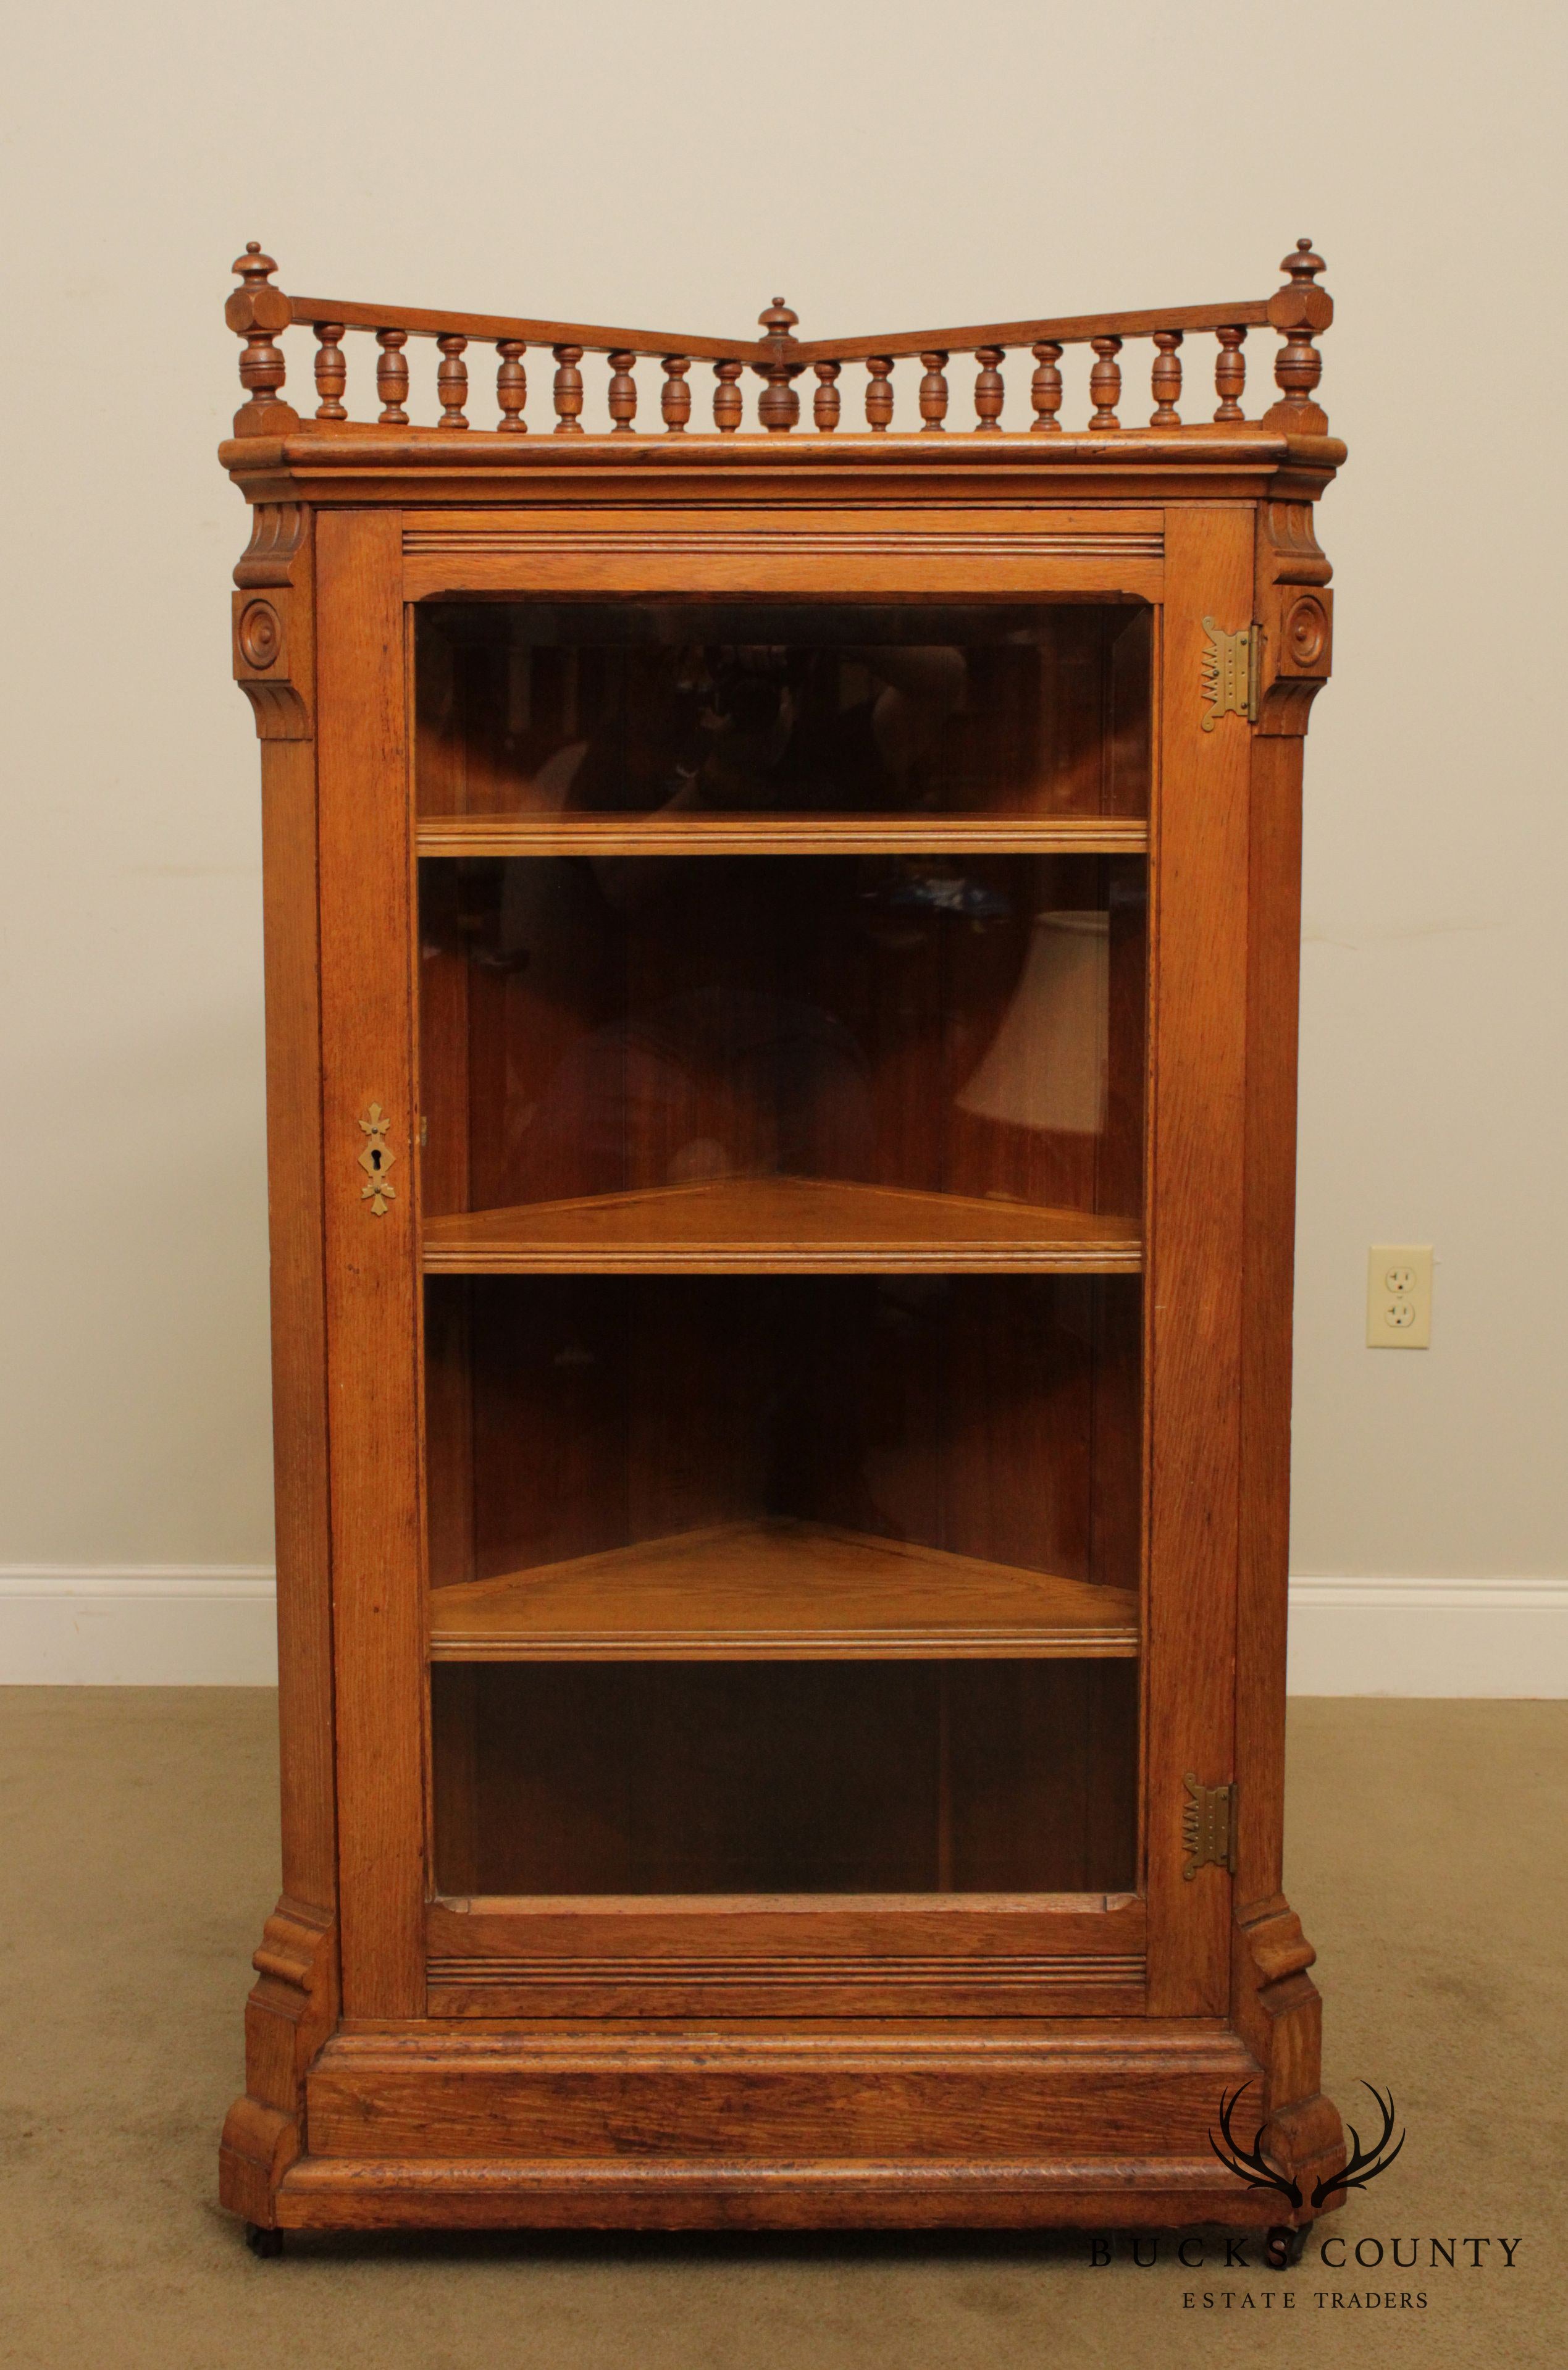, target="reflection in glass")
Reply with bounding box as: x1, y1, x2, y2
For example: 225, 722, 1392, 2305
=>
417, 601, 1151, 821
419, 856, 1144, 1224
